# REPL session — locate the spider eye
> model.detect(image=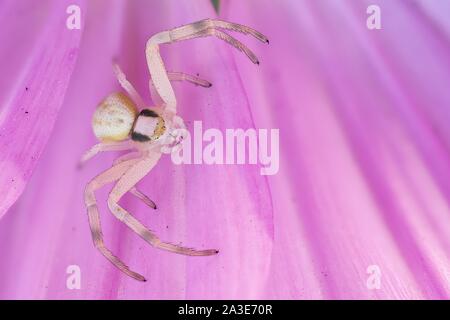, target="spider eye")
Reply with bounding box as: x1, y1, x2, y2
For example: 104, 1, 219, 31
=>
139, 109, 159, 118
